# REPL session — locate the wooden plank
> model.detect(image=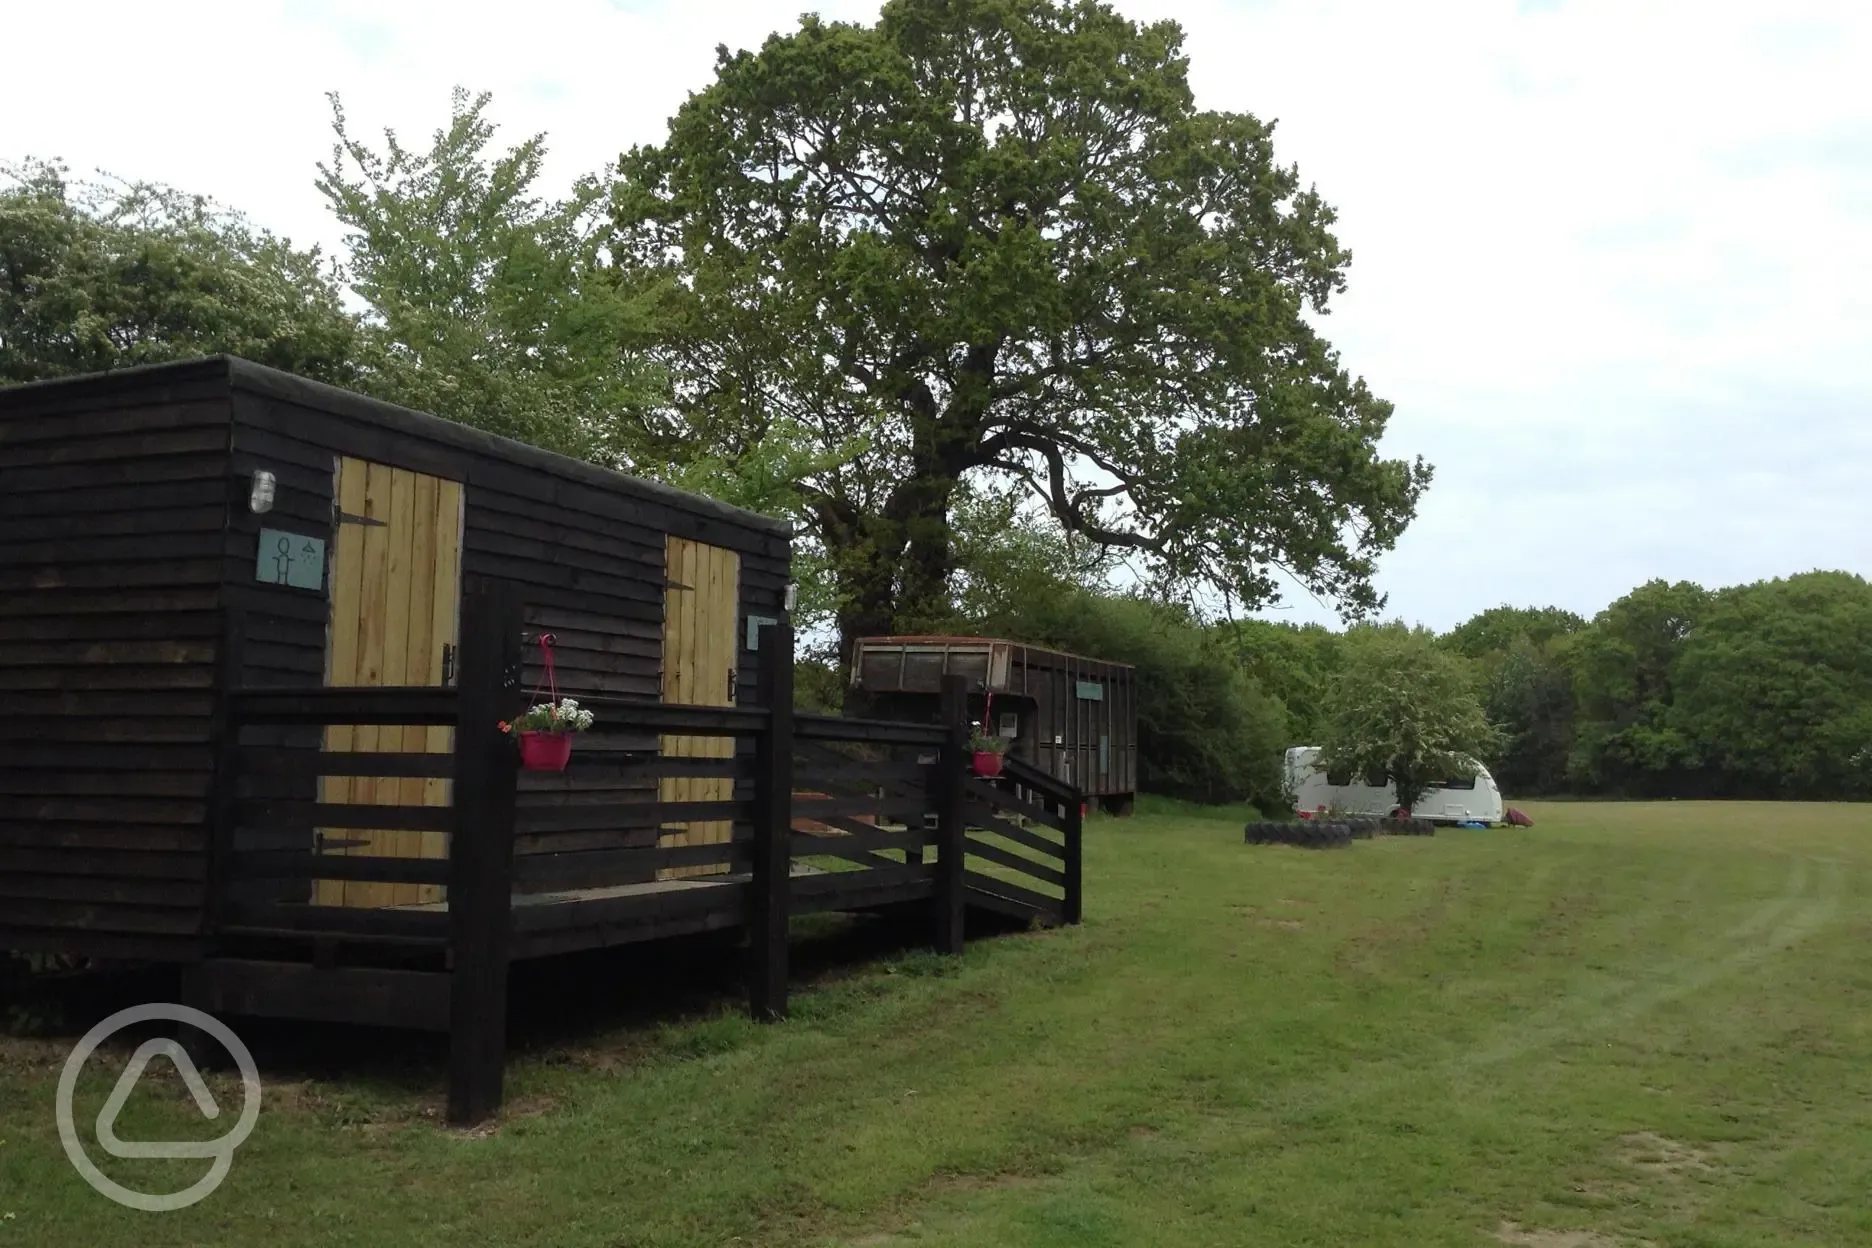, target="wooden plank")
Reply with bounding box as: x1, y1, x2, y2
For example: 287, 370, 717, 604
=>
0, 925, 202, 962
0, 770, 213, 798
962, 870, 1062, 919
751, 620, 792, 1021
3, 796, 206, 824
0, 848, 205, 880
506, 878, 747, 934
345, 460, 394, 908
789, 839, 903, 870
227, 852, 453, 885
0, 719, 213, 744
0, 585, 221, 617
963, 837, 1069, 889
319, 456, 366, 907
367, 465, 418, 906
447, 576, 522, 1127
237, 749, 455, 784
236, 800, 455, 832
521, 799, 753, 833
0, 639, 216, 666
0, 398, 228, 443
217, 899, 450, 941
796, 715, 947, 746
229, 687, 459, 724
422, 476, 464, 904
0, 874, 203, 908
1064, 788, 1084, 925
961, 808, 1067, 860
0, 559, 226, 592
0, 823, 206, 853
189, 960, 451, 1032
789, 874, 934, 916
934, 675, 968, 956
962, 778, 1069, 832
0, 665, 218, 692
512, 841, 753, 889
2, 898, 203, 936
3, 453, 230, 495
